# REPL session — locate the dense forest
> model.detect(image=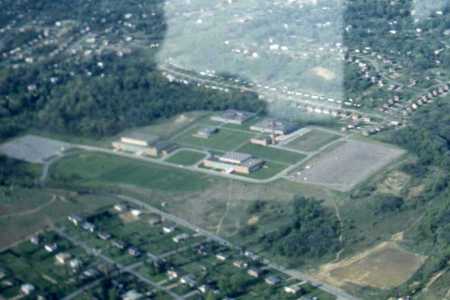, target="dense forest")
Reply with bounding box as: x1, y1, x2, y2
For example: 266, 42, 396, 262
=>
257, 197, 340, 264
